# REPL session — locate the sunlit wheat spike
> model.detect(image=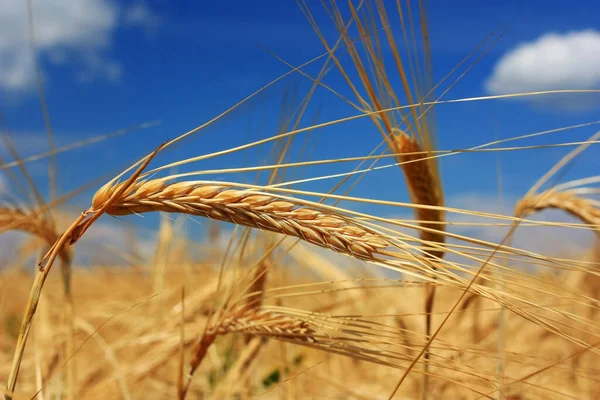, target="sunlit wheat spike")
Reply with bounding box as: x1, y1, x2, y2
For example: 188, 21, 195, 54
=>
91, 179, 390, 260
515, 189, 600, 236
391, 129, 446, 260
216, 308, 318, 343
